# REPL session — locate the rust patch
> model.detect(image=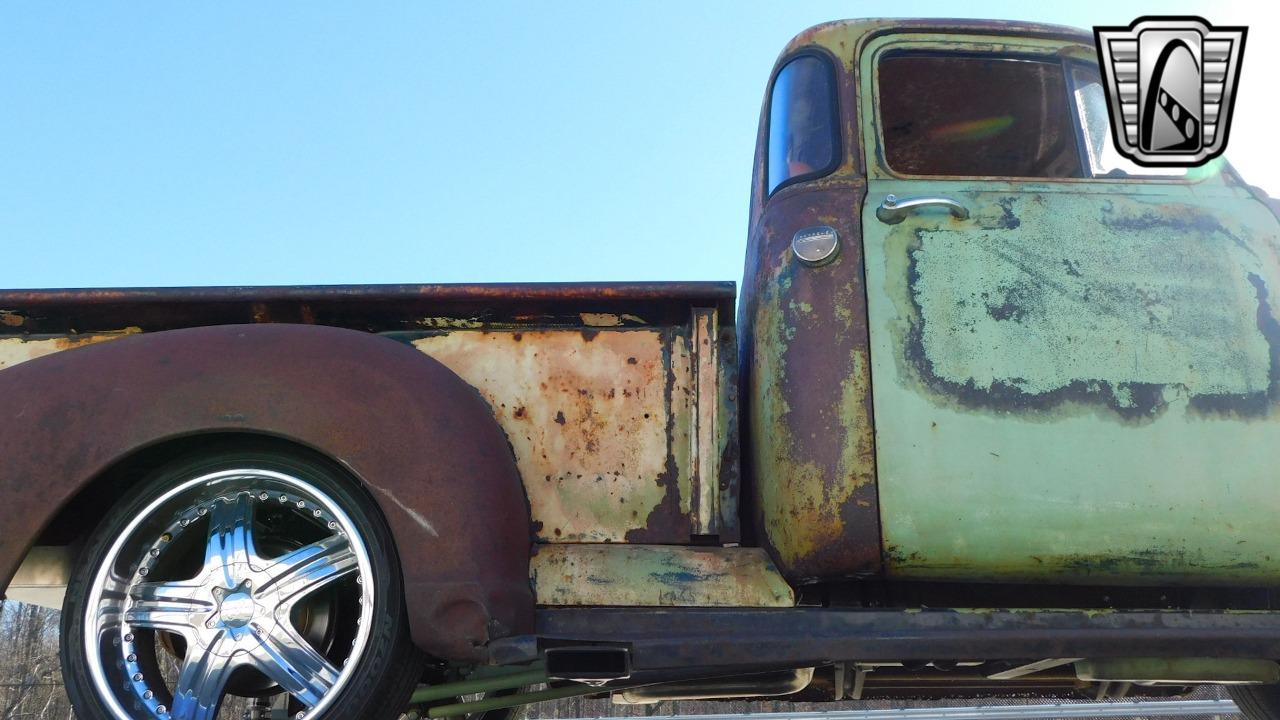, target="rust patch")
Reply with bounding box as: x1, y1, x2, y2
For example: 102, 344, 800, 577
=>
0, 282, 731, 336
627, 330, 694, 543
742, 183, 883, 581
413, 329, 693, 543
0, 324, 534, 663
